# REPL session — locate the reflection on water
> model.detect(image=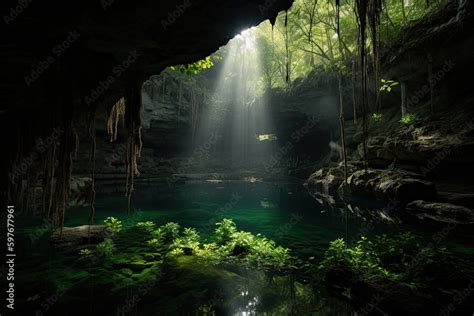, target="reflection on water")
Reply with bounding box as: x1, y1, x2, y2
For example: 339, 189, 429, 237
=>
15, 180, 473, 315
